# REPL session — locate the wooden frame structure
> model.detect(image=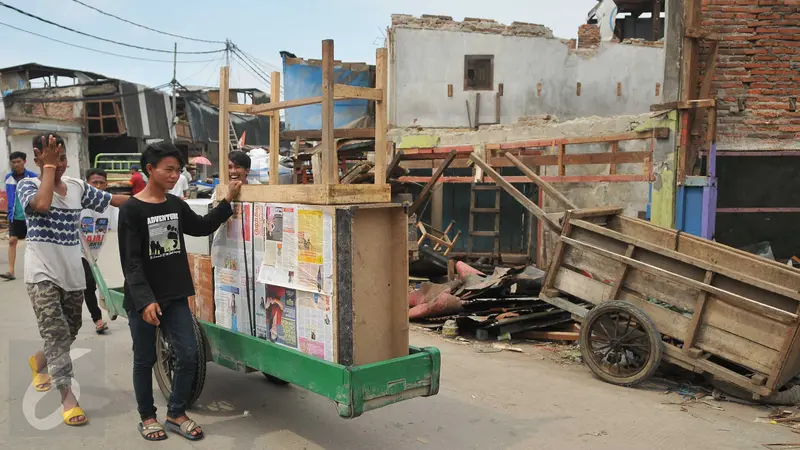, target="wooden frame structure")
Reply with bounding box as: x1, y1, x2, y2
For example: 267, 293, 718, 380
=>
216, 39, 391, 205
